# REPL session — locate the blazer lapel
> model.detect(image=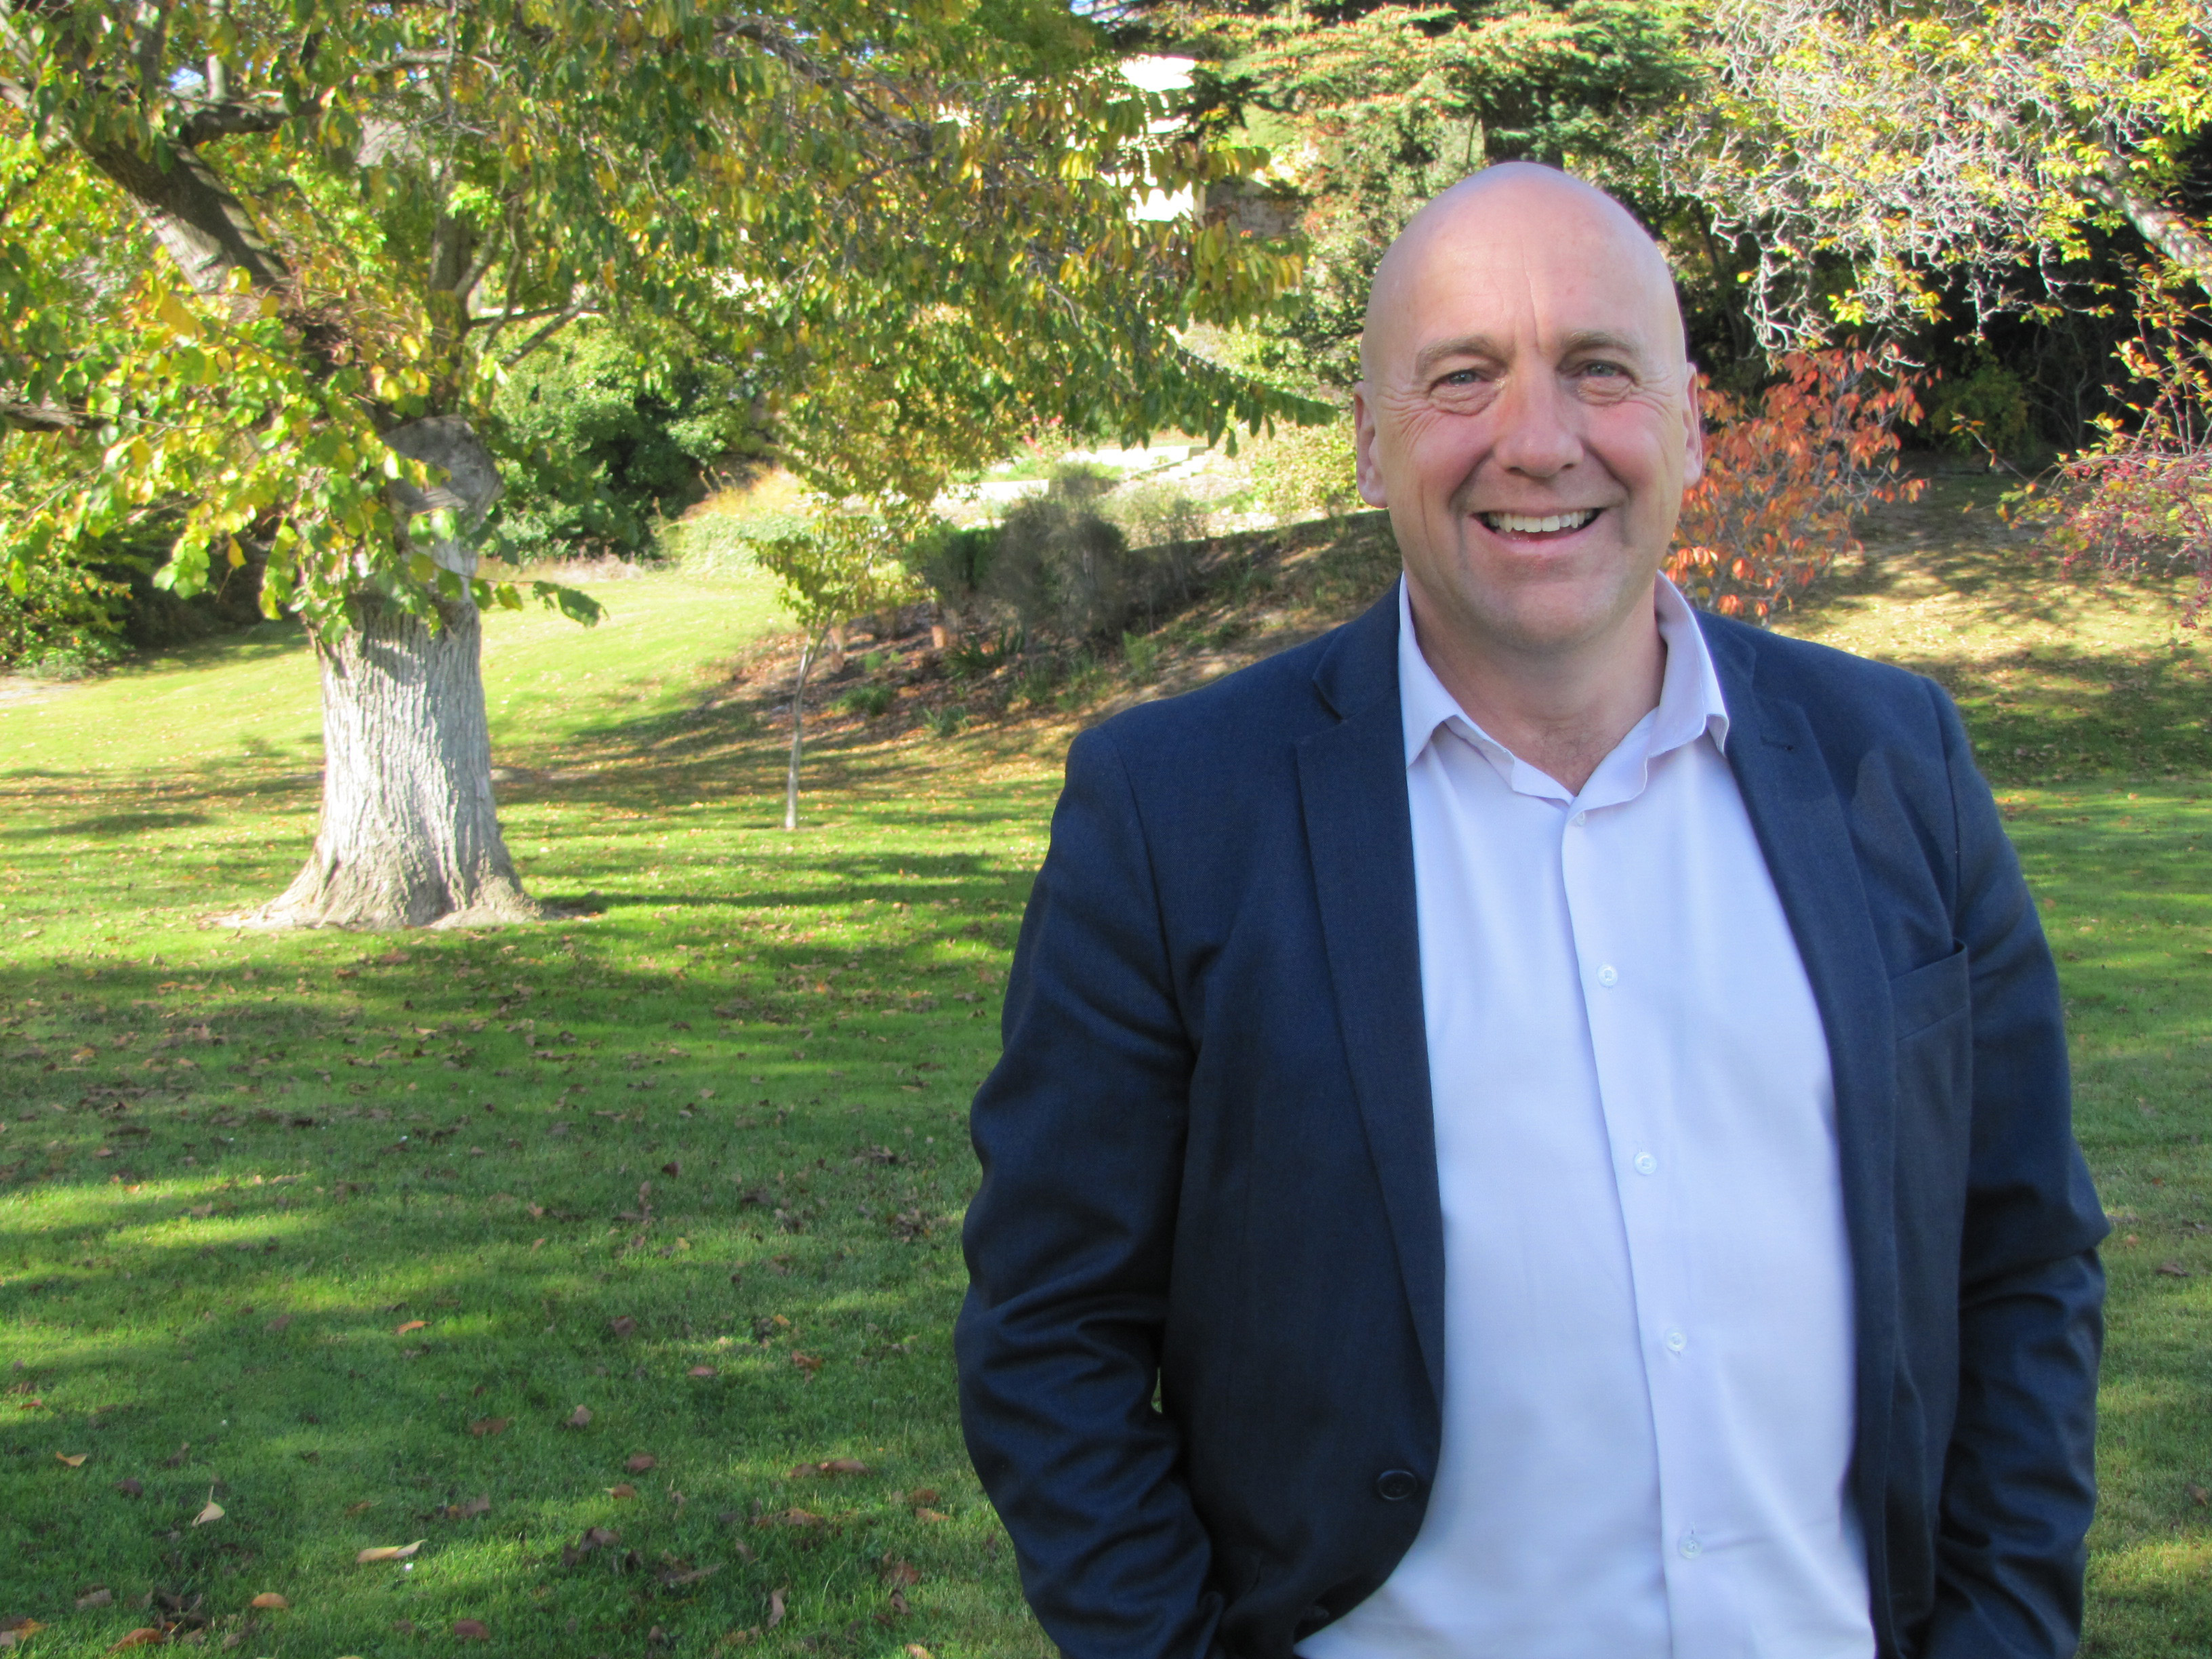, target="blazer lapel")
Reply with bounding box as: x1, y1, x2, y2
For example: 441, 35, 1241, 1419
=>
1297, 590, 1446, 1407
1701, 616, 1900, 1603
